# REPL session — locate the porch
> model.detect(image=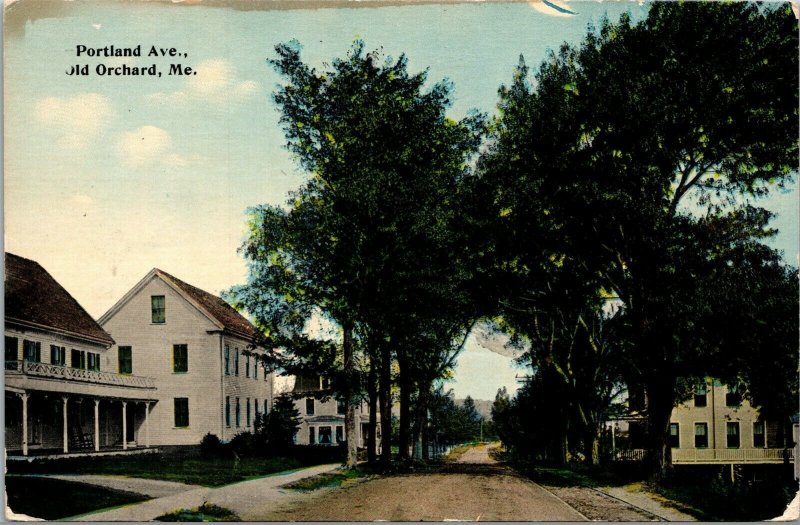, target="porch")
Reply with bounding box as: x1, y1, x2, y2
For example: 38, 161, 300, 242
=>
5, 361, 157, 457
612, 447, 795, 464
